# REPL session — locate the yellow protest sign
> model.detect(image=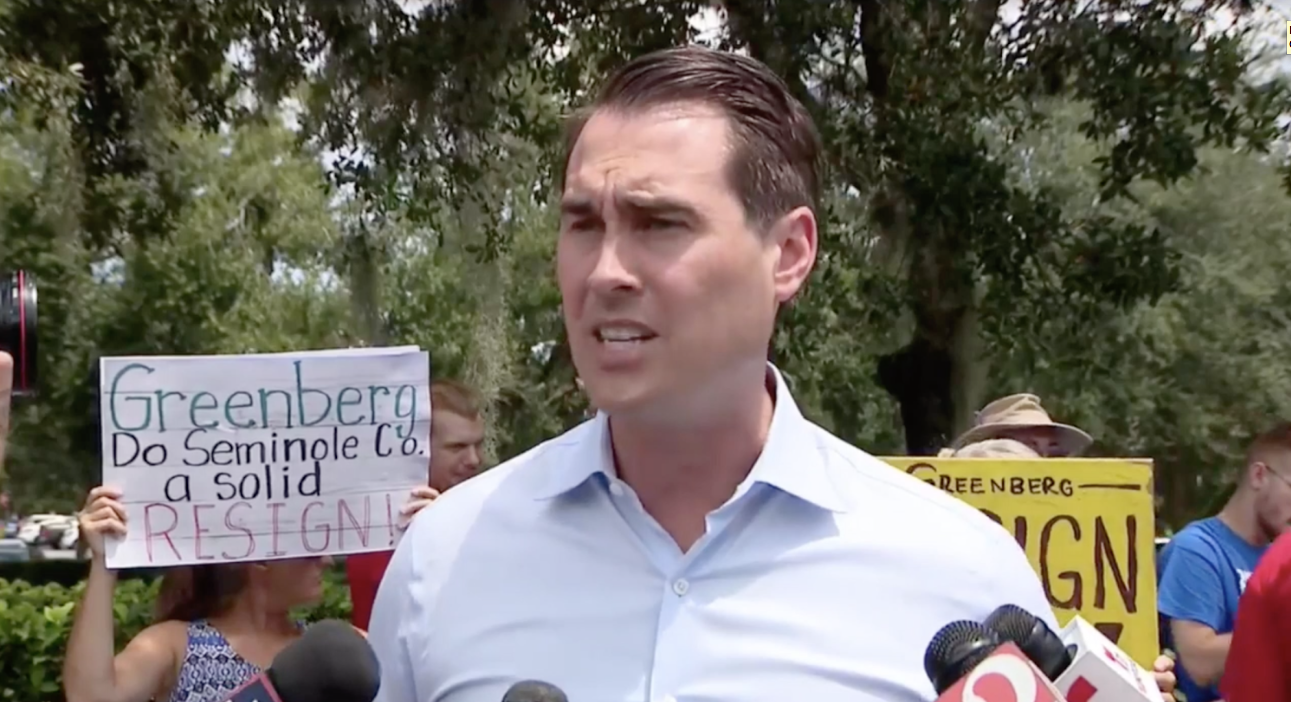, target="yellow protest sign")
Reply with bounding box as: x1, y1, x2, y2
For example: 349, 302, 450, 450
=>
881, 457, 1159, 667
